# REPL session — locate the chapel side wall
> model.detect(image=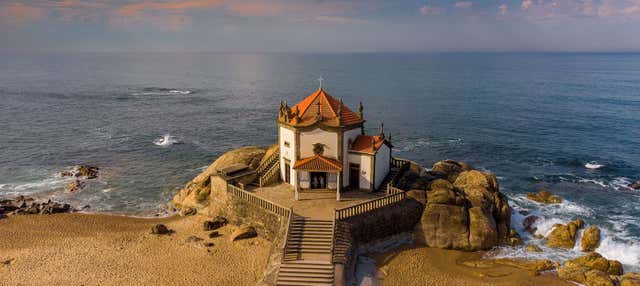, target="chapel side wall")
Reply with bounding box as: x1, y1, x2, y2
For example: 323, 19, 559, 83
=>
279, 126, 296, 186
374, 144, 391, 189
347, 153, 372, 190
299, 128, 338, 159
343, 128, 362, 187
